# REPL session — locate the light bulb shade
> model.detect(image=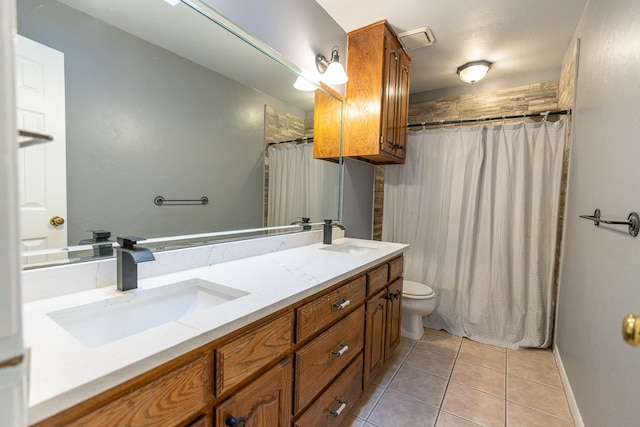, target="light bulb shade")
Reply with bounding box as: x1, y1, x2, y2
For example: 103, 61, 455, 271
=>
316, 47, 348, 85
323, 61, 348, 85
293, 75, 317, 91
457, 60, 492, 84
